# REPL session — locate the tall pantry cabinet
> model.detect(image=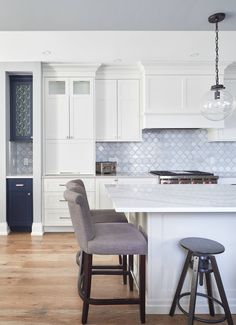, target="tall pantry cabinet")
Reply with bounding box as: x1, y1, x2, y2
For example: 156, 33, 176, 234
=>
43, 64, 99, 175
